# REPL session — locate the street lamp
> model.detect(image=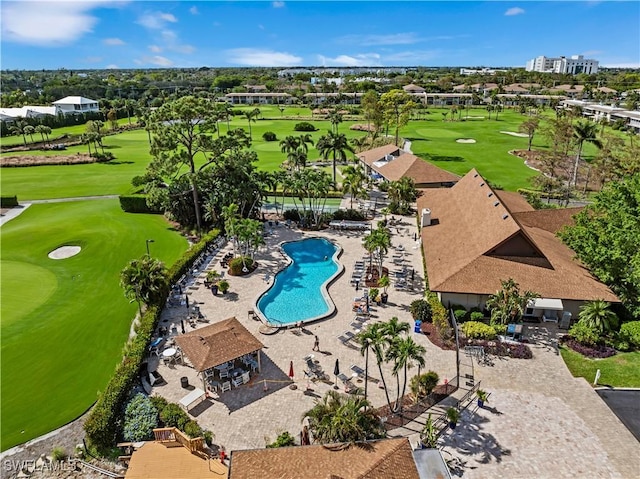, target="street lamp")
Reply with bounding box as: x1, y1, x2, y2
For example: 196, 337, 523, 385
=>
145, 239, 155, 256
